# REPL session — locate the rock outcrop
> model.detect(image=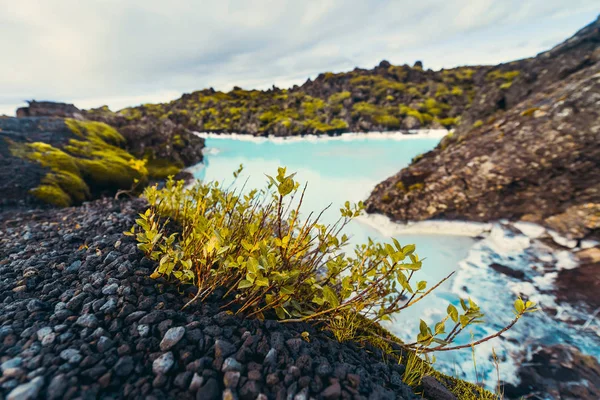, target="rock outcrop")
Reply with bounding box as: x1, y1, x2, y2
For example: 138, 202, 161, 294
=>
366, 15, 600, 240
1, 102, 205, 207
